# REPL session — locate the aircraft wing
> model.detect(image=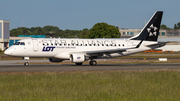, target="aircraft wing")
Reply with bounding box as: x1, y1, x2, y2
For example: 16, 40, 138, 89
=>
72, 40, 143, 55
85, 48, 128, 55
86, 39, 143, 54
69, 48, 130, 56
